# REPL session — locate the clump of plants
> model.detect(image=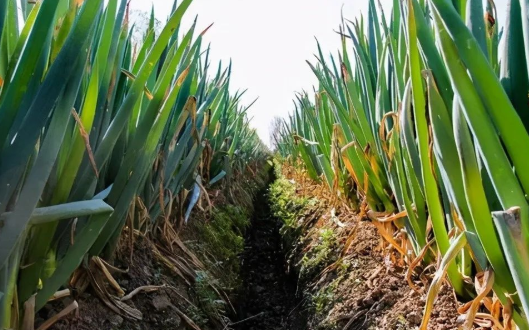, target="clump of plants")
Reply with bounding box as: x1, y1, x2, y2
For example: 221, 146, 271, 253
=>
0, 0, 269, 326
299, 228, 339, 282
312, 277, 339, 314
276, 0, 529, 327
182, 205, 251, 326
269, 174, 310, 245
310, 272, 348, 329
184, 301, 210, 328
192, 270, 227, 326
192, 205, 250, 290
